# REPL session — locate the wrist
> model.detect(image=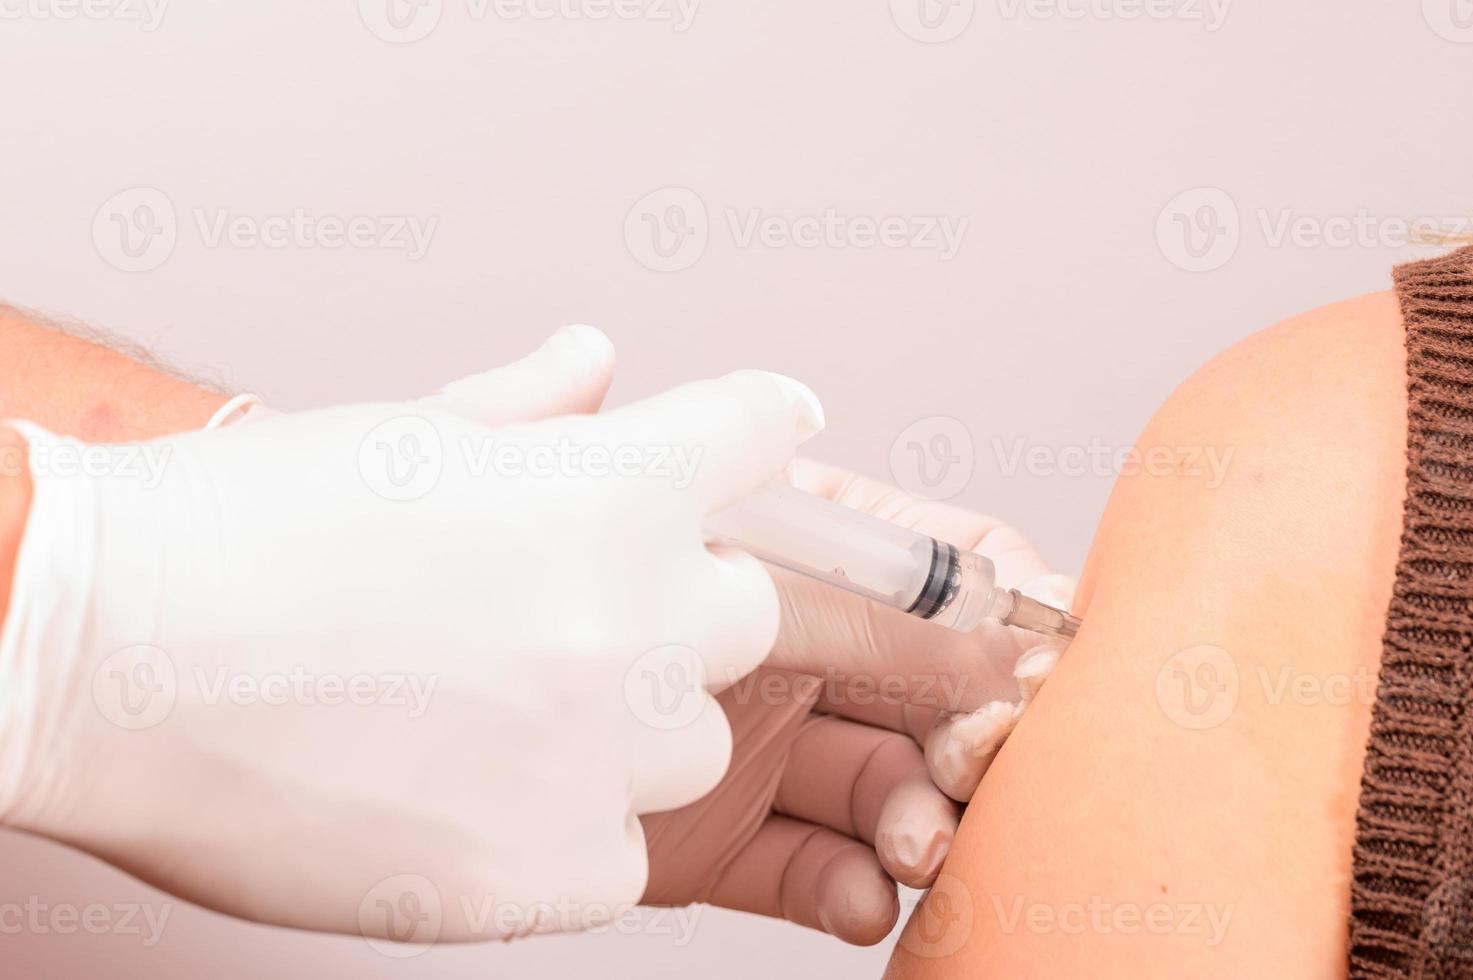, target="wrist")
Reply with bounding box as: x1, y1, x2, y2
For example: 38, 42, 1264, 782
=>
0, 427, 33, 629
